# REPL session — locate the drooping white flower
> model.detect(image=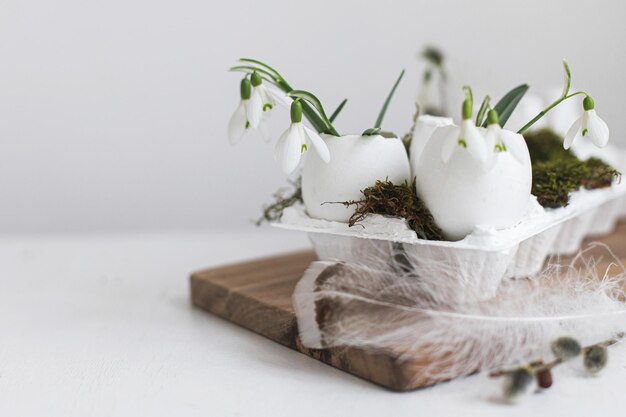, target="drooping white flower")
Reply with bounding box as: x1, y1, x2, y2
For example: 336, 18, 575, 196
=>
274, 101, 330, 175
485, 110, 527, 165
227, 78, 252, 144
441, 98, 488, 166
563, 96, 609, 149
246, 72, 290, 129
